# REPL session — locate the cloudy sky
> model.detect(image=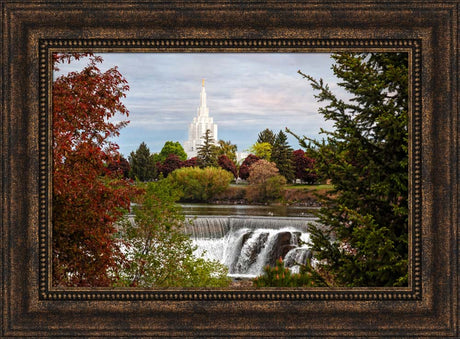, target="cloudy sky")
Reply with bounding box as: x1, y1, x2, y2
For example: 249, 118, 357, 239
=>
55, 53, 346, 157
